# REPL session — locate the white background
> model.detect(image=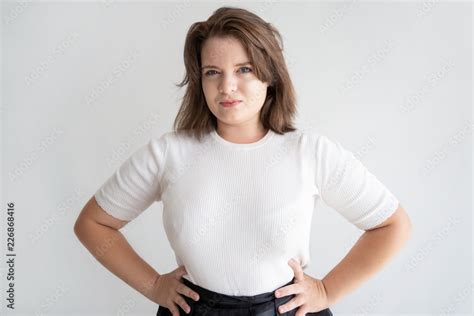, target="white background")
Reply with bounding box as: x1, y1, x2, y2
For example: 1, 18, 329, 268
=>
1, 0, 472, 315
